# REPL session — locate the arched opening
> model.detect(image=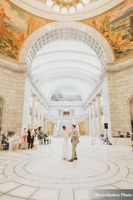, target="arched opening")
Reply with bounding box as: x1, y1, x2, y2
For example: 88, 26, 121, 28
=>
19, 22, 114, 136
0, 97, 4, 134
129, 97, 133, 132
